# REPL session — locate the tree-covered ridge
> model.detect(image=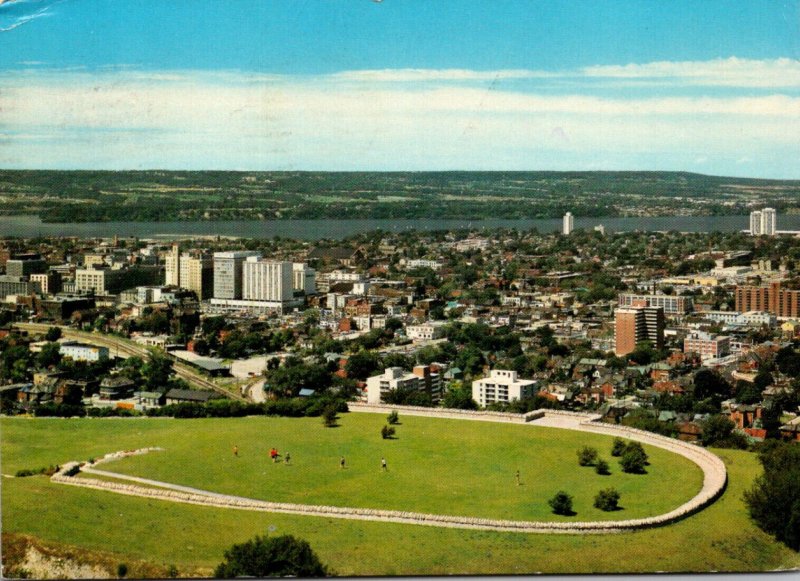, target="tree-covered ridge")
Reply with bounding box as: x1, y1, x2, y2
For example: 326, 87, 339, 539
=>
2, 170, 799, 222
